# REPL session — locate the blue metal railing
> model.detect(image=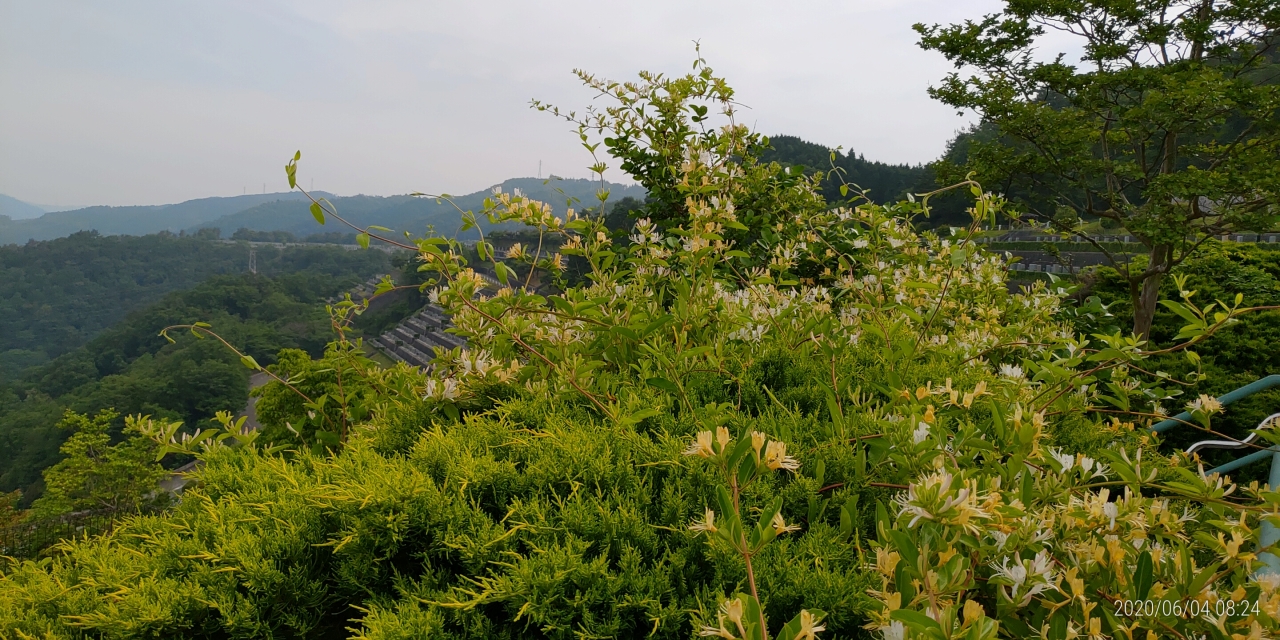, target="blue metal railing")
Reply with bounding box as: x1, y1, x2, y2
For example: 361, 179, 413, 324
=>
1149, 375, 1280, 575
